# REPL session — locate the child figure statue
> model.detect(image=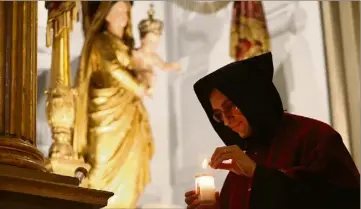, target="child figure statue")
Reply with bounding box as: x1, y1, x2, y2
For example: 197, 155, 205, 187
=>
132, 4, 181, 95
